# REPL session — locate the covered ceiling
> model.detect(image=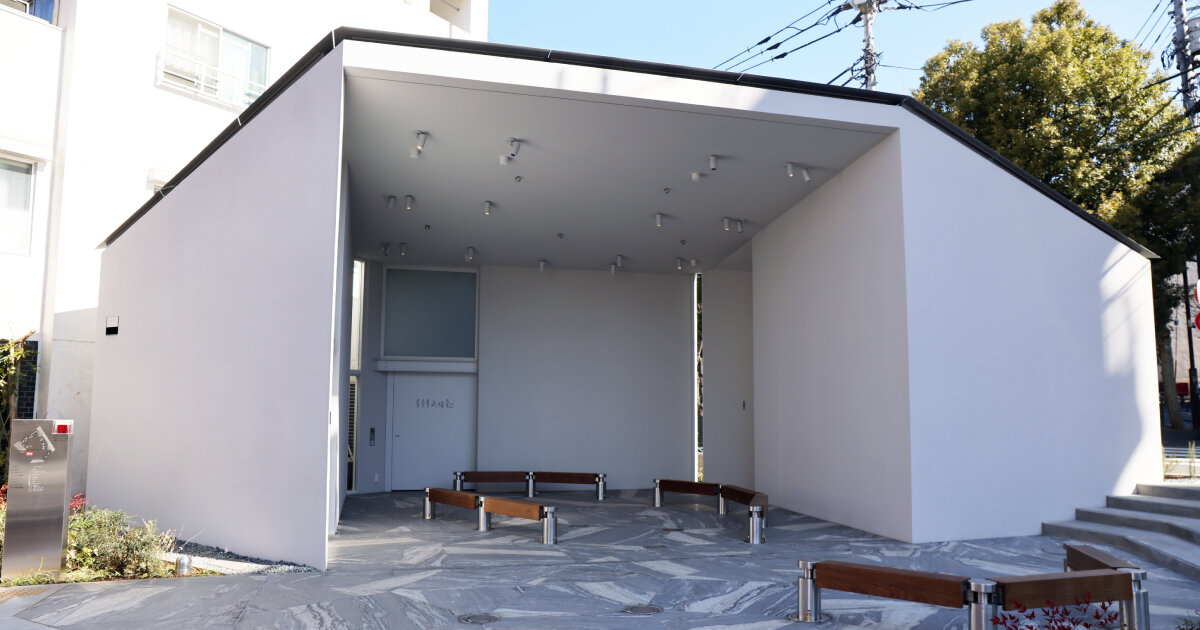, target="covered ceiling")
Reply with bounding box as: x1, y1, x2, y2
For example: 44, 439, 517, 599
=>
343, 68, 894, 273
